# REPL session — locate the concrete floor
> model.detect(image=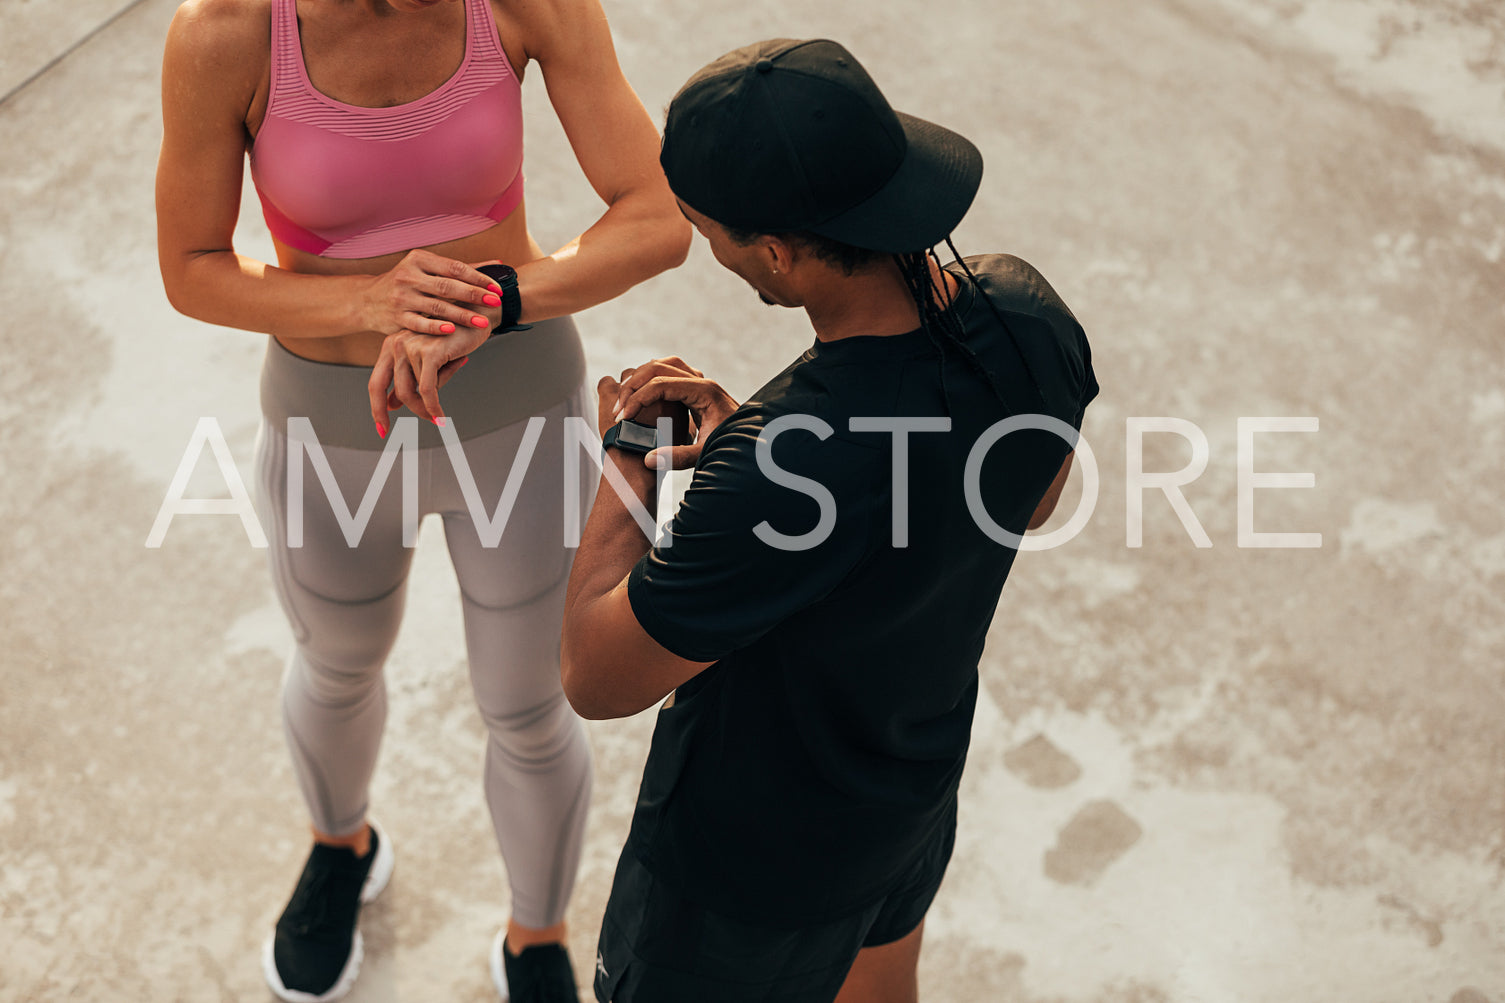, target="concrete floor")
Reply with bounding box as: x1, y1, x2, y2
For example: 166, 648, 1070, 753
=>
2, 0, 1503, 1000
